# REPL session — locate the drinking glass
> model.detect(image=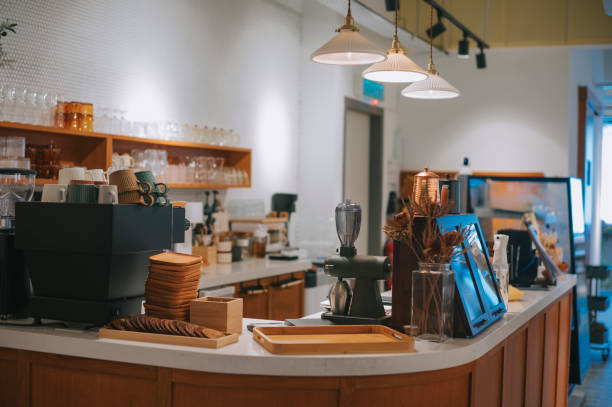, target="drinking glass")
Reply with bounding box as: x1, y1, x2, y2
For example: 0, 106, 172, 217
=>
94, 107, 108, 133
44, 94, 59, 127
231, 131, 241, 146
36, 92, 49, 125
119, 110, 130, 135
218, 128, 227, 146
144, 149, 160, 176
25, 89, 38, 124
4, 87, 16, 122
0, 85, 8, 121
177, 159, 187, 184
12, 87, 27, 123
208, 127, 218, 145
158, 150, 168, 181
191, 125, 200, 143
131, 149, 145, 170
110, 108, 121, 134
194, 156, 206, 183
199, 126, 208, 144
149, 122, 160, 139
167, 164, 178, 184
211, 157, 225, 184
